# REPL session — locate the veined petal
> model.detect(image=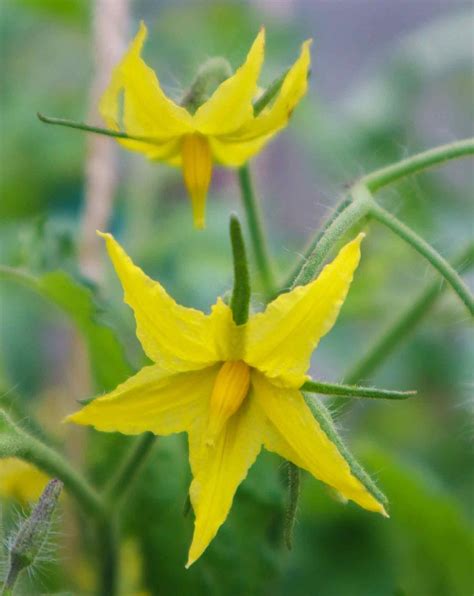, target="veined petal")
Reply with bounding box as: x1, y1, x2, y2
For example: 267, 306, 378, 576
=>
67, 364, 218, 436
208, 298, 245, 361
99, 233, 220, 372
245, 234, 364, 387
223, 39, 311, 144
208, 133, 273, 167
253, 372, 386, 514
193, 28, 265, 136
99, 21, 192, 157
186, 395, 264, 567
181, 134, 213, 229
